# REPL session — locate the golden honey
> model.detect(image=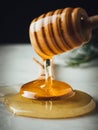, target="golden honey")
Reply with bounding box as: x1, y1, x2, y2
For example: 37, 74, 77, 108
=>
1, 89, 95, 118
1, 59, 96, 118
